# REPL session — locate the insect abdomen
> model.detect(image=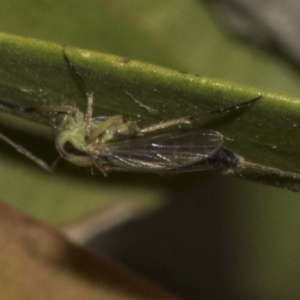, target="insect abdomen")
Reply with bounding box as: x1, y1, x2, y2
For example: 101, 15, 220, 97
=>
210, 147, 238, 169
